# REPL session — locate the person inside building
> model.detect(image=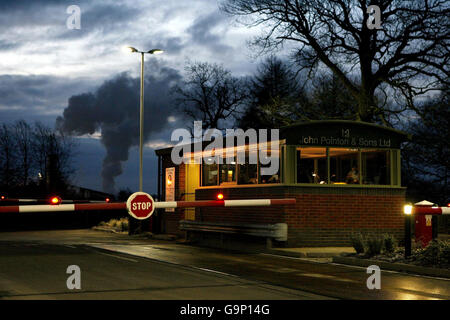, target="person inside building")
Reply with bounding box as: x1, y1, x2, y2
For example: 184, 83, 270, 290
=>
346, 166, 359, 184
268, 174, 279, 183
